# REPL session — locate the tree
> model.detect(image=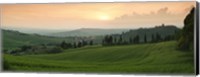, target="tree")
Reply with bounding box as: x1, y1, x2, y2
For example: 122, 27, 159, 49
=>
144, 33, 147, 43
60, 41, 68, 49
77, 41, 82, 48
118, 35, 123, 44
102, 35, 108, 45
114, 37, 117, 44
82, 40, 88, 46
107, 36, 113, 45
10, 49, 21, 55
21, 45, 31, 51
47, 47, 63, 54
161, 23, 165, 27
102, 35, 113, 45
89, 40, 93, 45
151, 34, 155, 43
60, 41, 73, 49
66, 43, 72, 48
164, 35, 175, 41
73, 42, 77, 48
129, 37, 133, 44
178, 7, 194, 50
156, 33, 162, 42
133, 35, 140, 44
3, 60, 10, 70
